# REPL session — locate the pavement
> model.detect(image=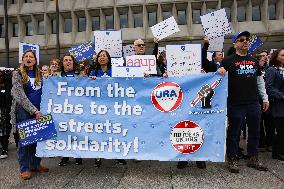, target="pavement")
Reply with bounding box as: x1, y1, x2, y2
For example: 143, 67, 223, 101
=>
0, 141, 284, 189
